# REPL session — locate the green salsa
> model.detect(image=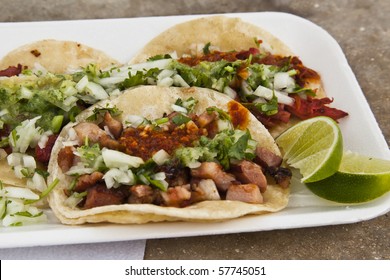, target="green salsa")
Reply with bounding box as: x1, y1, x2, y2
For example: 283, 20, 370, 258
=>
0, 75, 77, 134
